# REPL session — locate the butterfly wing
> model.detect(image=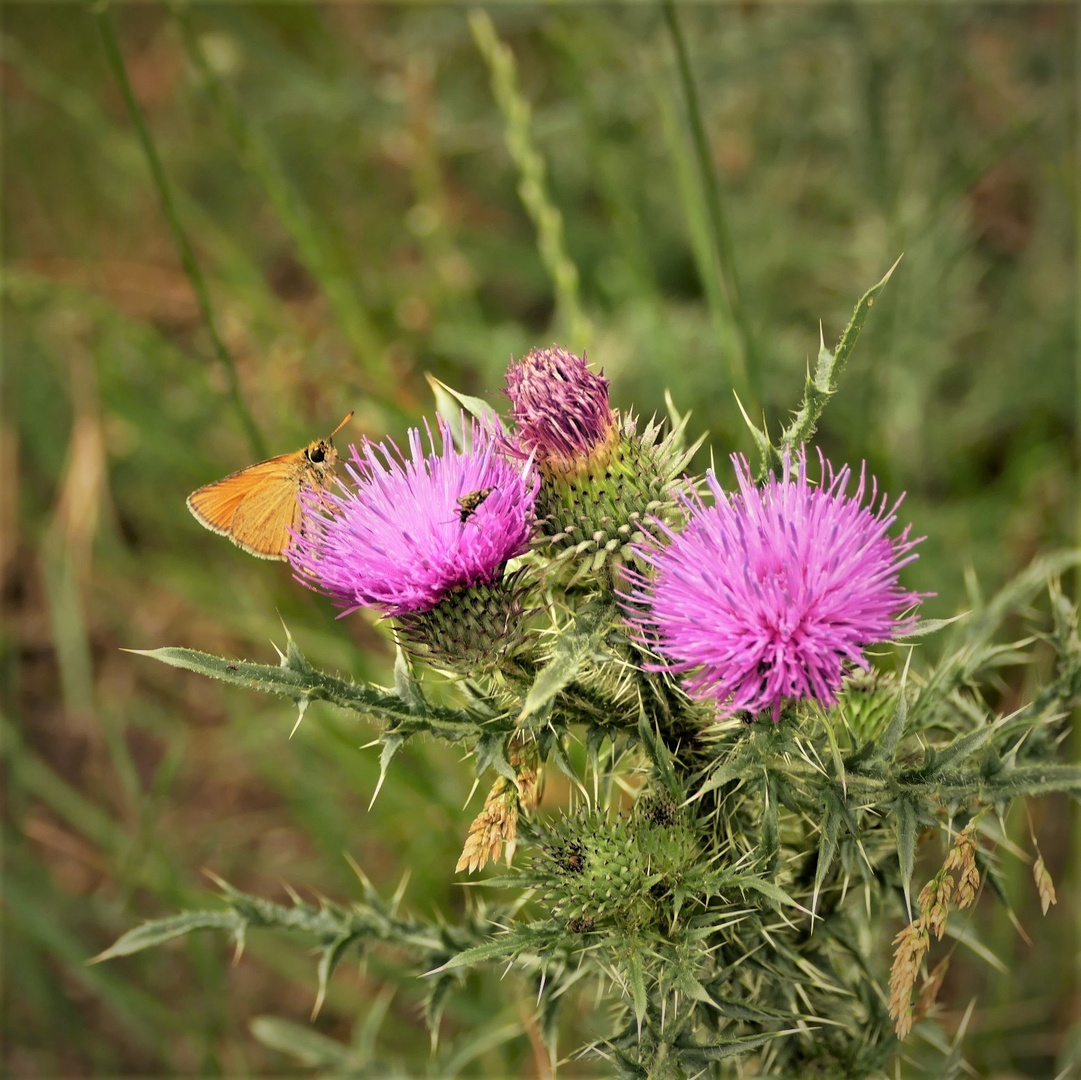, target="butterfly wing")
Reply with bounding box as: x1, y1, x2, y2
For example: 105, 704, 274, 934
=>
187, 454, 302, 560
229, 479, 307, 560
